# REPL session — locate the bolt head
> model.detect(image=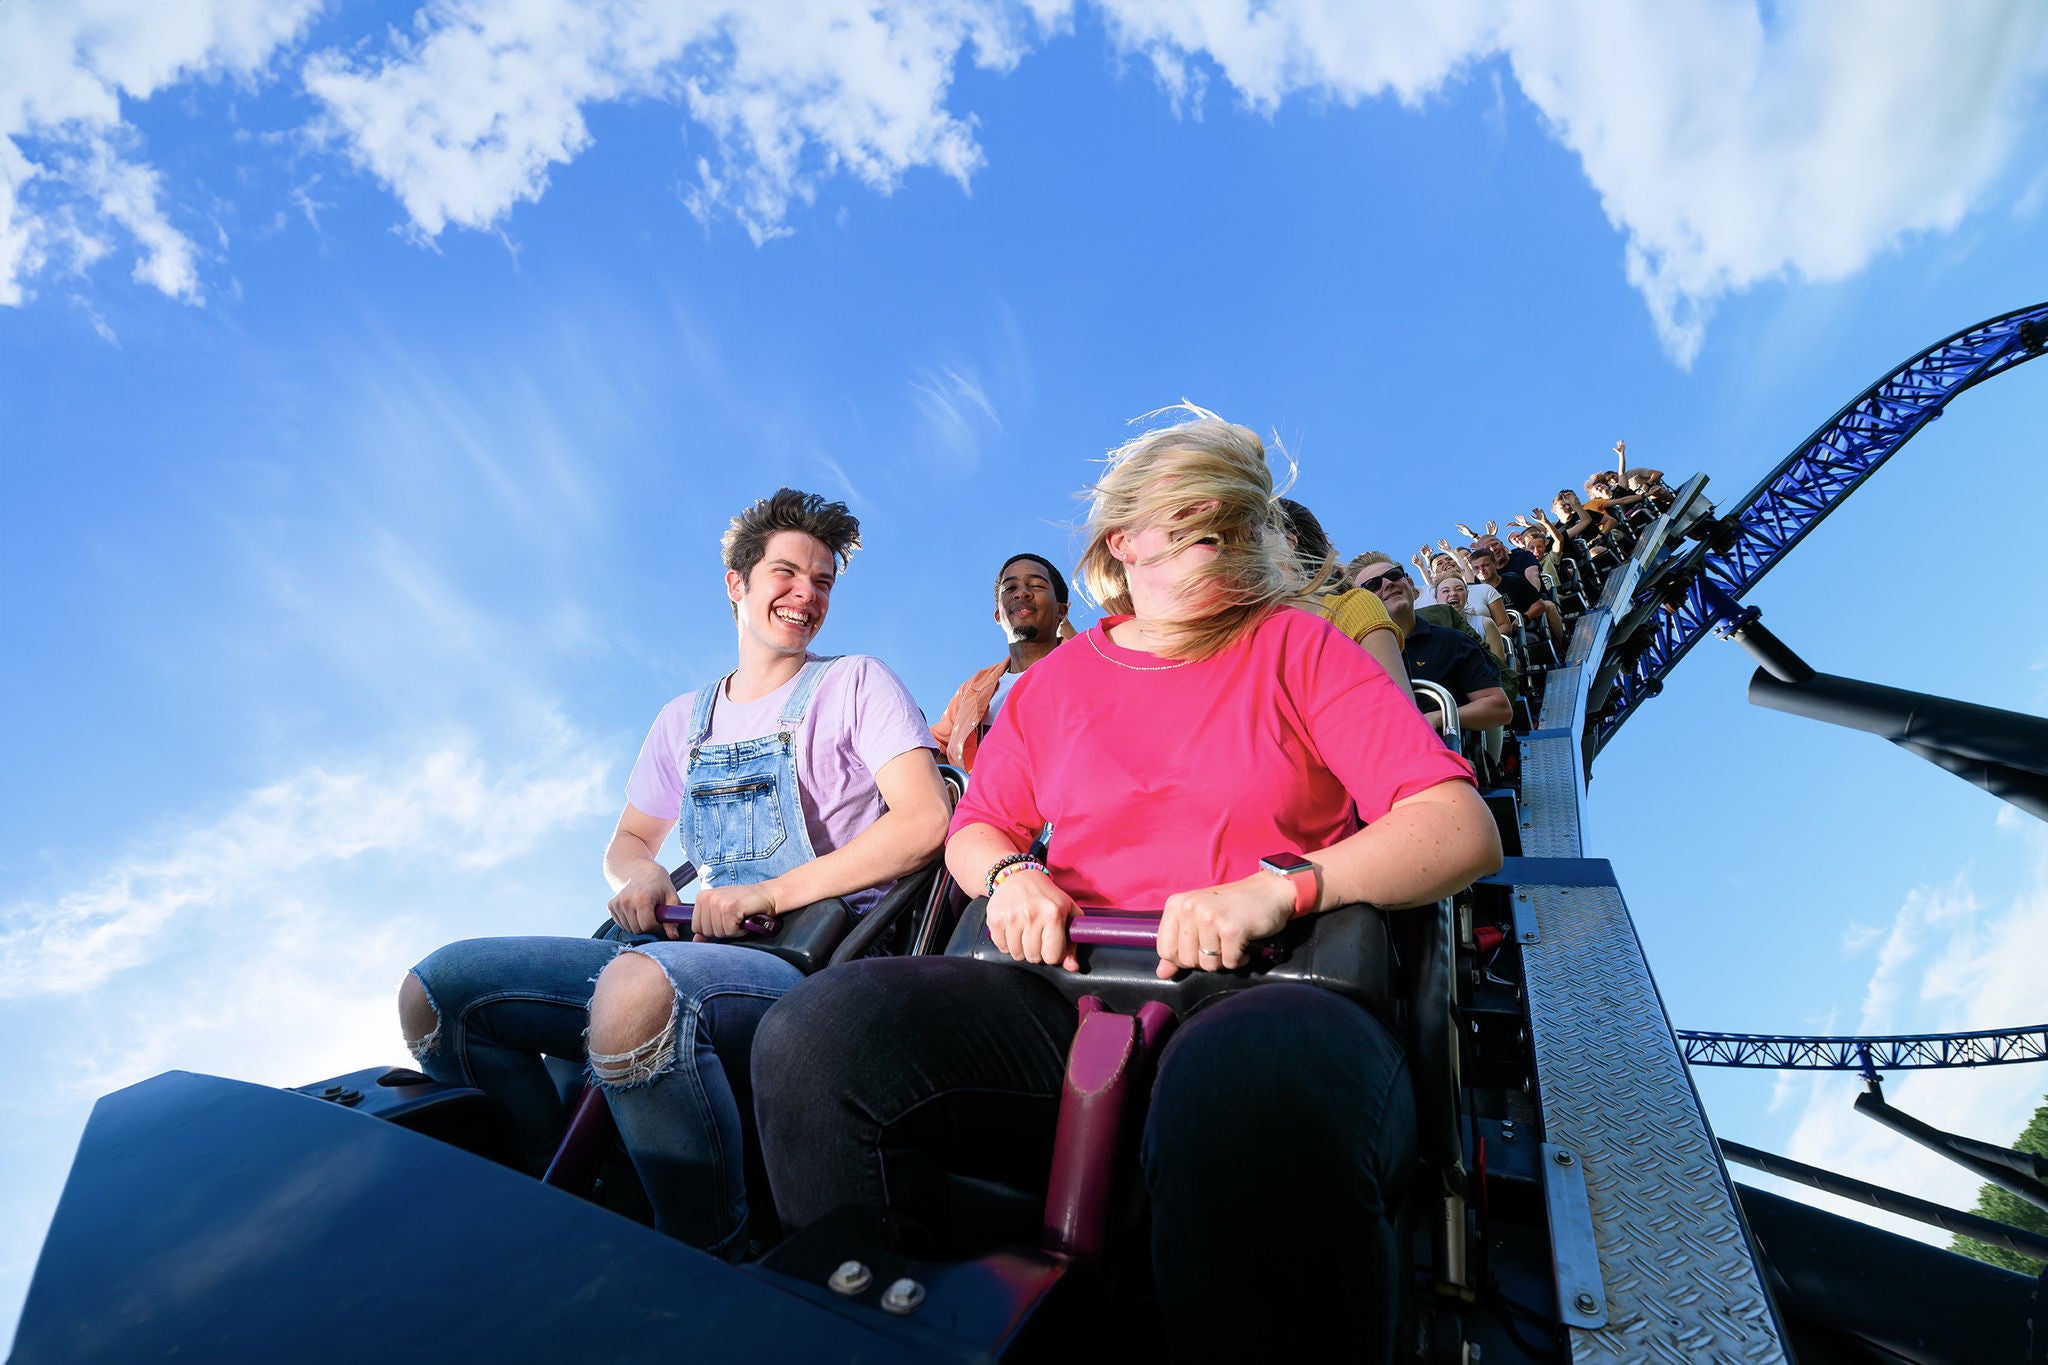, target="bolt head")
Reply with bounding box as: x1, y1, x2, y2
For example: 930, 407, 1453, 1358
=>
880, 1277, 926, 1314
1574, 1291, 1598, 1313
1554, 1149, 1575, 1166
827, 1260, 872, 1295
